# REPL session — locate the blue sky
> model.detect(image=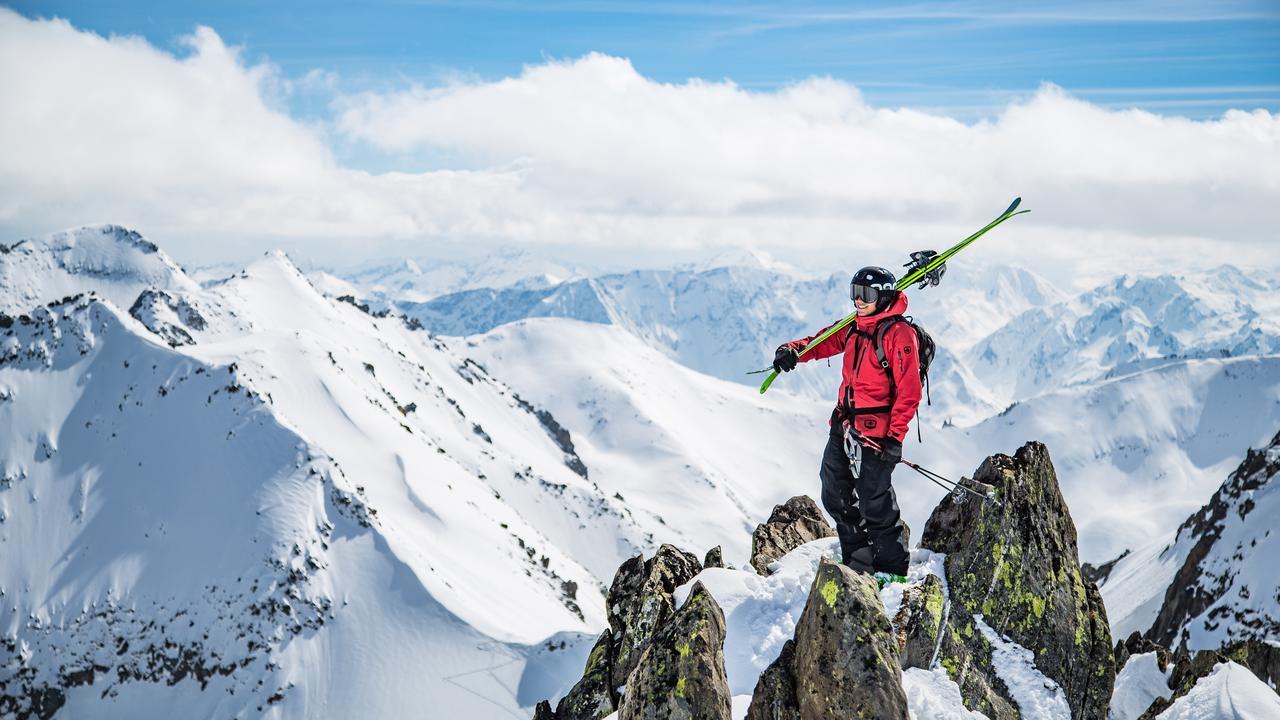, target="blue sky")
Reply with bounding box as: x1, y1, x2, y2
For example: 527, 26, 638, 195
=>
10, 0, 1280, 120
2, 2, 1278, 273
